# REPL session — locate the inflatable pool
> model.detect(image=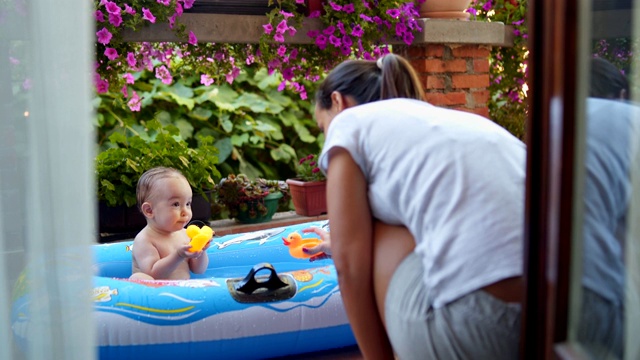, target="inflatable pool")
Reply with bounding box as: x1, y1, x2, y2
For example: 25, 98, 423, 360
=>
11, 220, 357, 359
